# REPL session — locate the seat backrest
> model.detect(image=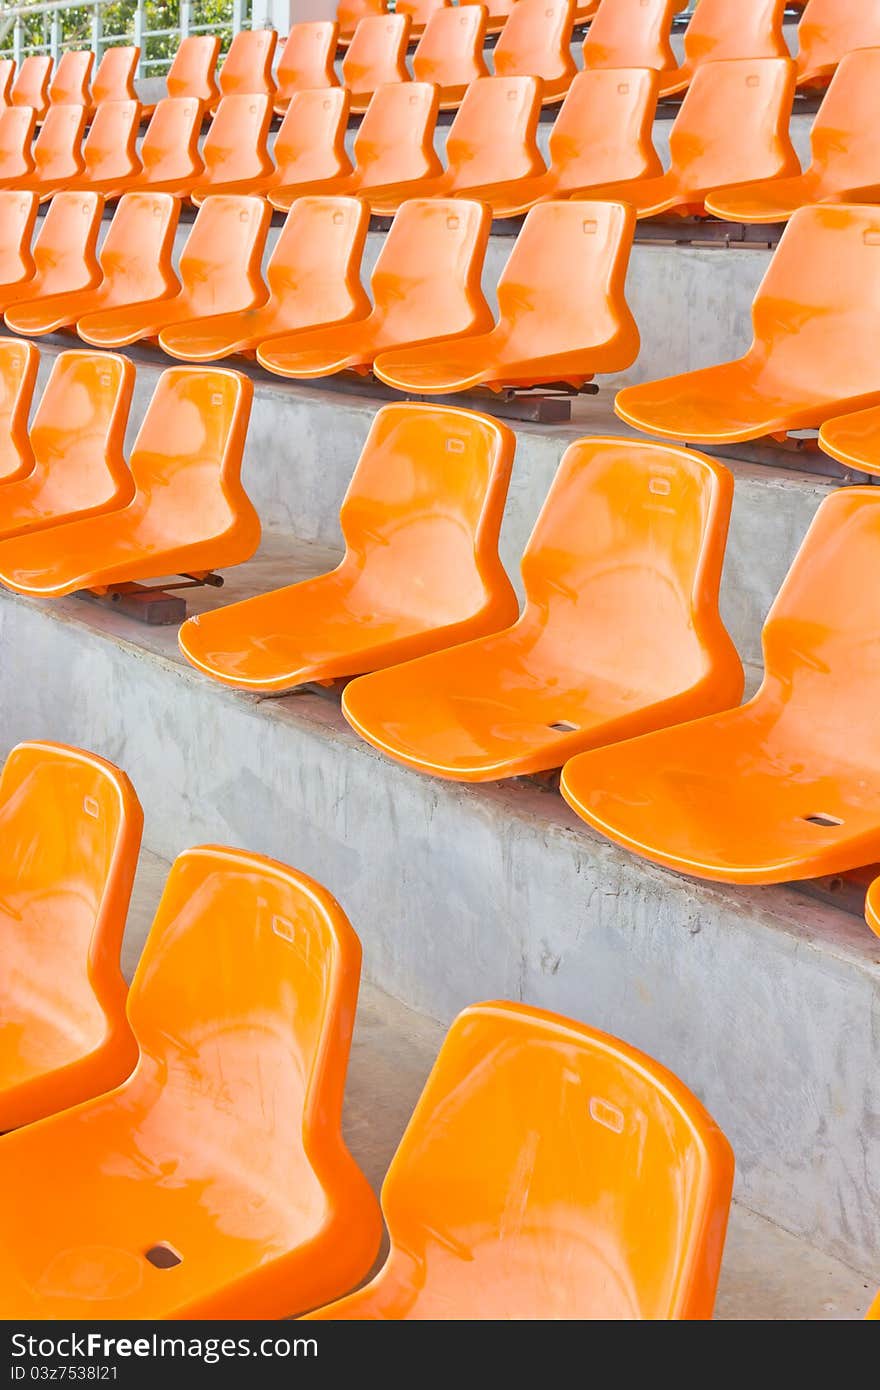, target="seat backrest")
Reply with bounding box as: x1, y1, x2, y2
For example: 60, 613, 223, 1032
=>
368, 198, 492, 339
396, 0, 451, 27
338, 403, 515, 626
139, 97, 203, 184
0, 105, 36, 180
273, 88, 352, 184
444, 75, 543, 186
0, 336, 38, 484
342, 13, 411, 92
265, 196, 370, 323
682, 0, 787, 70
0, 741, 143, 1016
97, 192, 180, 299
91, 45, 139, 105
200, 93, 273, 184
354, 82, 441, 184
0, 59, 15, 106
807, 47, 880, 183
796, 0, 880, 80
583, 0, 677, 70
10, 54, 51, 115
126, 845, 361, 1183
217, 27, 277, 100
178, 195, 270, 315
547, 67, 661, 186
30, 103, 86, 183
166, 33, 220, 106
275, 20, 340, 100
338, 0, 388, 39
412, 6, 489, 88
378, 1002, 734, 1319
0, 189, 37, 287
460, 0, 515, 23
48, 49, 94, 107
81, 98, 141, 181
494, 0, 577, 82
667, 56, 797, 188
30, 191, 103, 292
